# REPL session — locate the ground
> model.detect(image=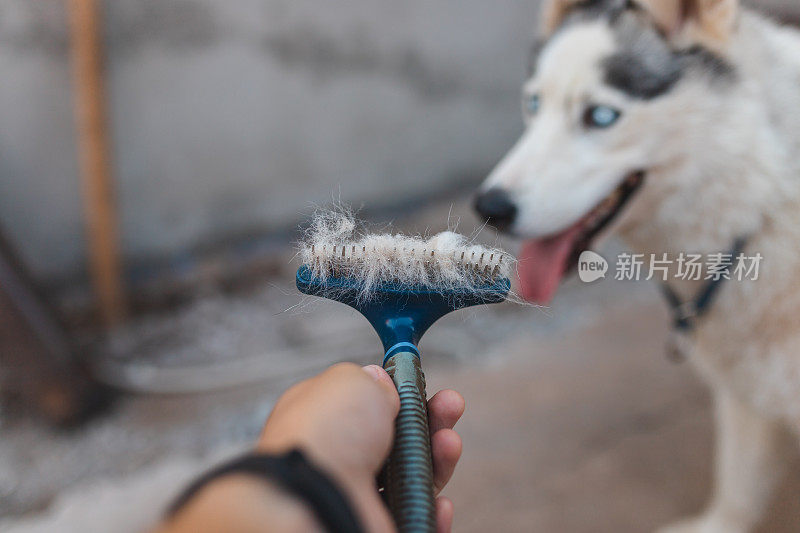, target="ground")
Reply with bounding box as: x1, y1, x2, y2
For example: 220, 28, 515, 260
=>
2, 250, 799, 532
435, 301, 800, 532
